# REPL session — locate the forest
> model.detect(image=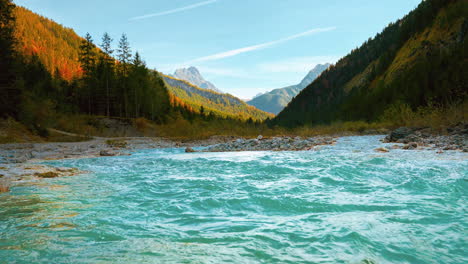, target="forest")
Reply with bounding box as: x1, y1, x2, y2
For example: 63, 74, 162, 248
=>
0, 1, 271, 139
1, 0, 466, 141
273, 0, 467, 127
